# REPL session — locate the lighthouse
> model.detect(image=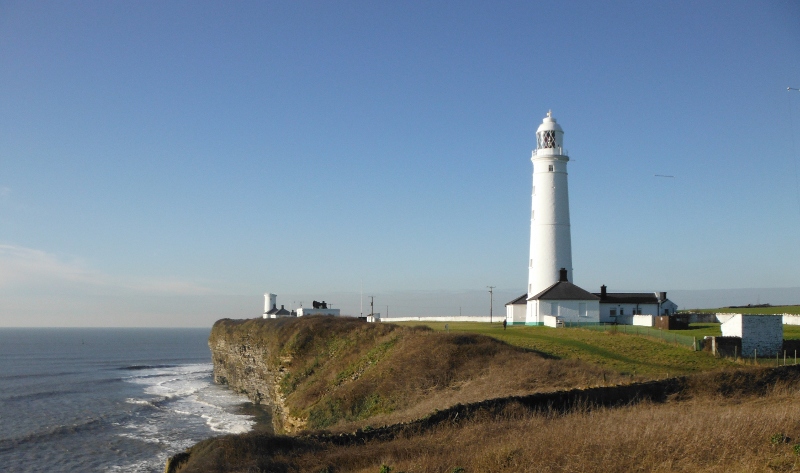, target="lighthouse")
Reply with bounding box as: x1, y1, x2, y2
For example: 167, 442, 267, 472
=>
527, 111, 573, 305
